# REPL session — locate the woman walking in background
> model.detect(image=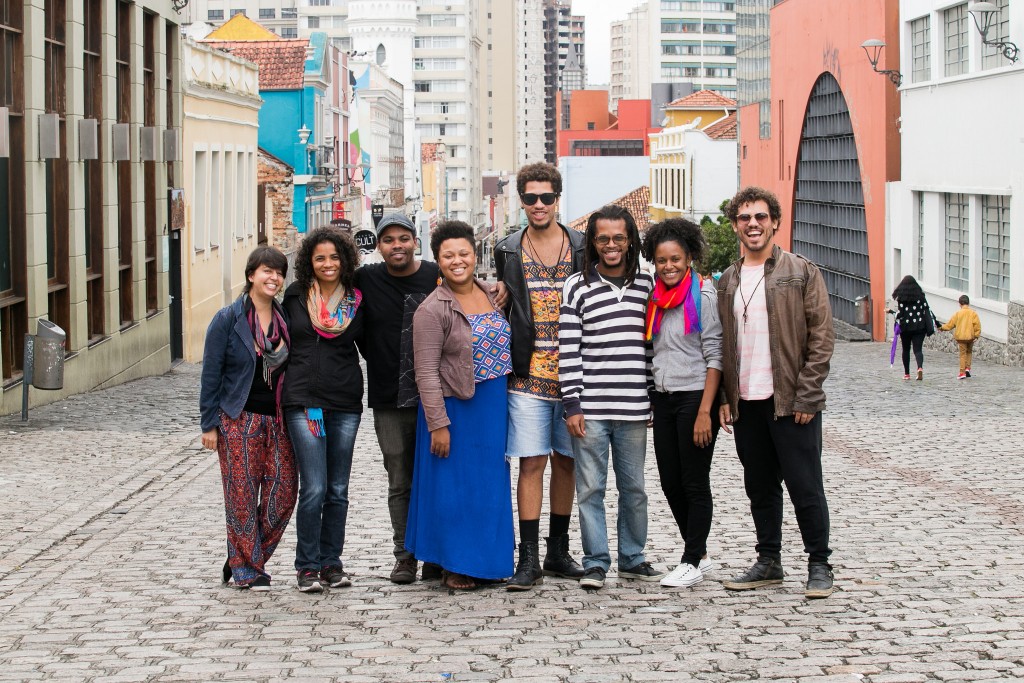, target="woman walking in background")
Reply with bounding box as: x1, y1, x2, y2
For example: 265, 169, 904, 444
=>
407, 220, 515, 591
892, 275, 933, 381
282, 228, 365, 593
642, 219, 723, 589
200, 246, 296, 591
